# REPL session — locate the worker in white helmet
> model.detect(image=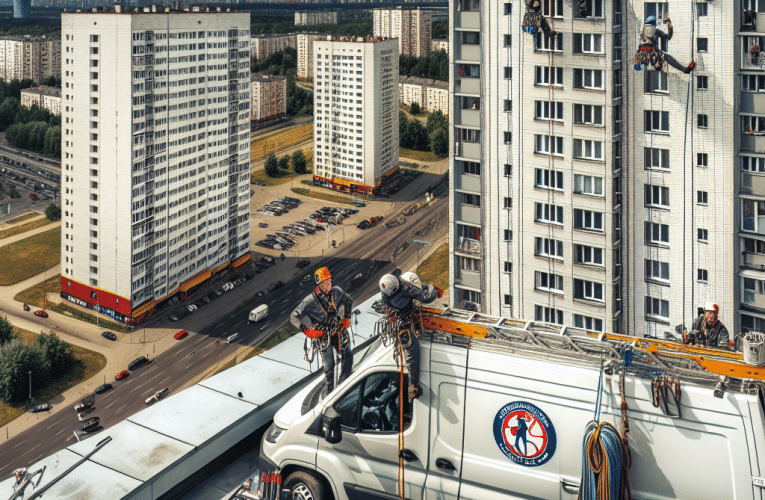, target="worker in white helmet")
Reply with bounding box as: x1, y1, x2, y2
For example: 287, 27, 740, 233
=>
684, 302, 730, 349
379, 271, 443, 401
